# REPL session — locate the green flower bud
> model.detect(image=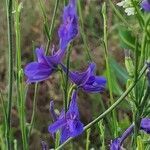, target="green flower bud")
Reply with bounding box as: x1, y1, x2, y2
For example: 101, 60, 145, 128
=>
125, 50, 134, 77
